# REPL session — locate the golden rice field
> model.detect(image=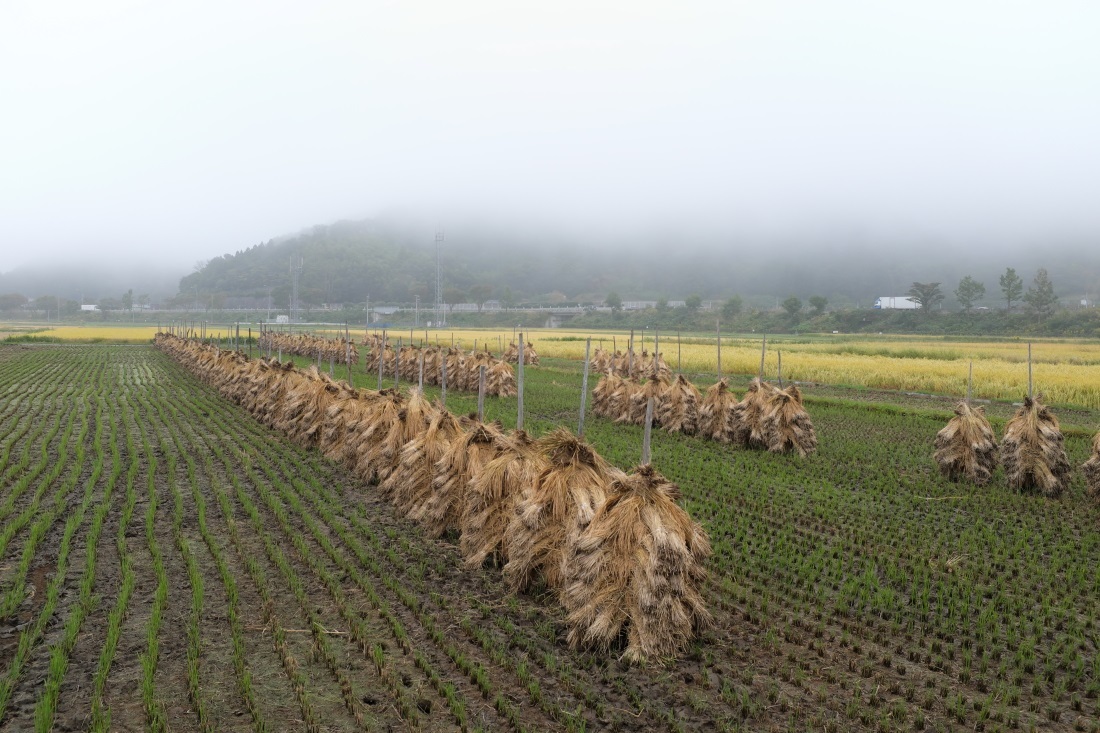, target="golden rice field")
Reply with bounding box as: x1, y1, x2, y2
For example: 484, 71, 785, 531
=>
11, 323, 1100, 408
